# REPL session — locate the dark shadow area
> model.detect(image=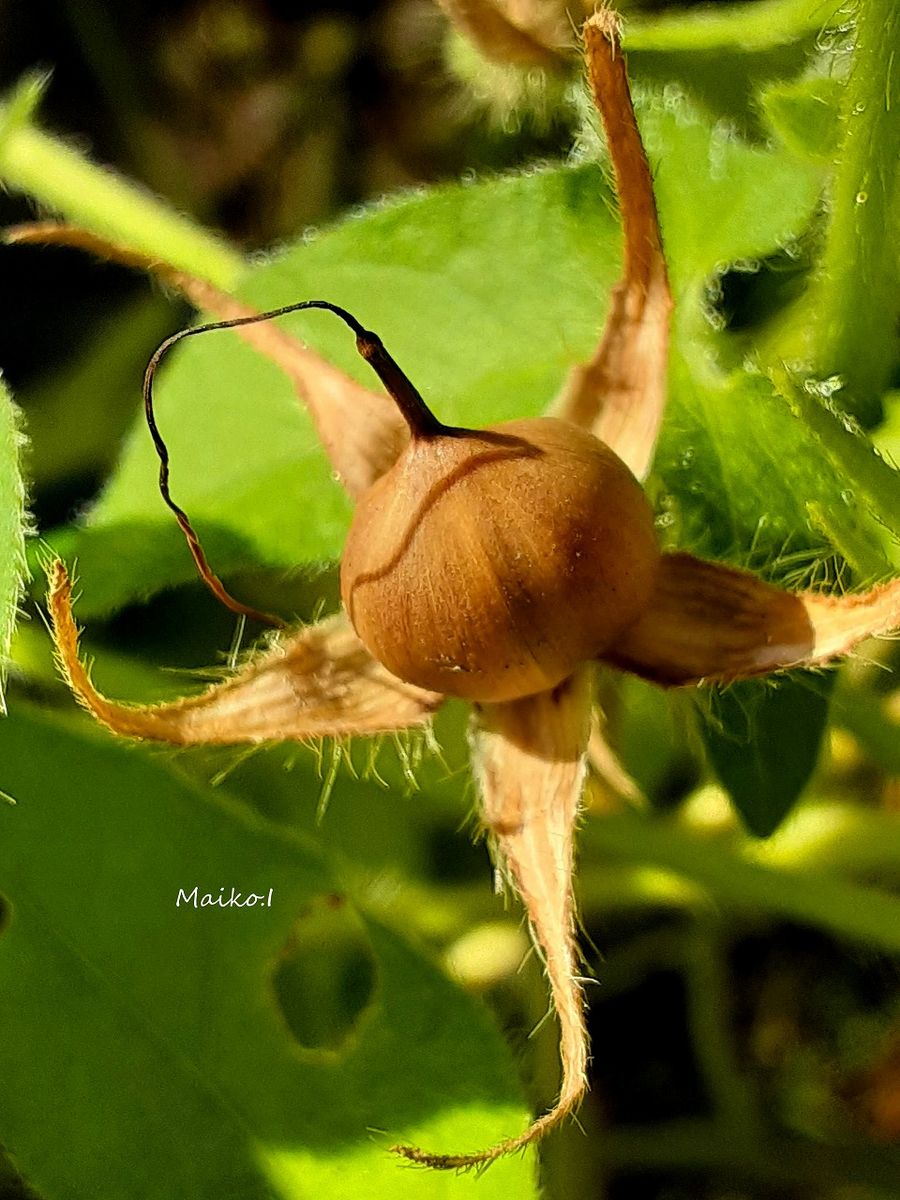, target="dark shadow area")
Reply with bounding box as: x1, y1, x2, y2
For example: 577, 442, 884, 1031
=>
589, 966, 710, 1126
